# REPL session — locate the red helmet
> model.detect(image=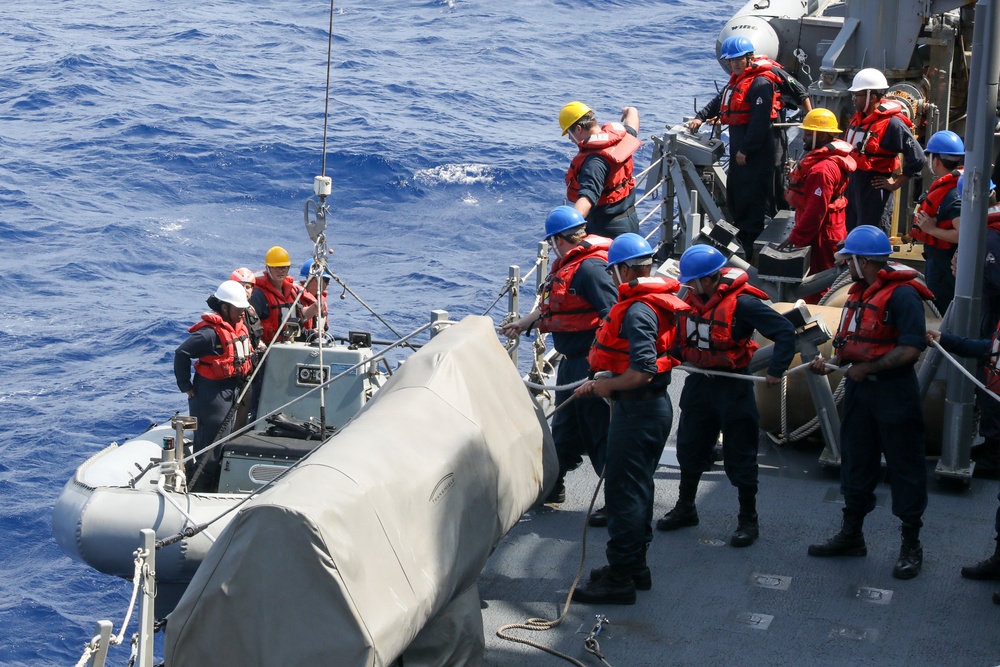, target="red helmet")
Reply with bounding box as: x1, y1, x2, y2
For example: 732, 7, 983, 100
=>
230, 267, 255, 284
